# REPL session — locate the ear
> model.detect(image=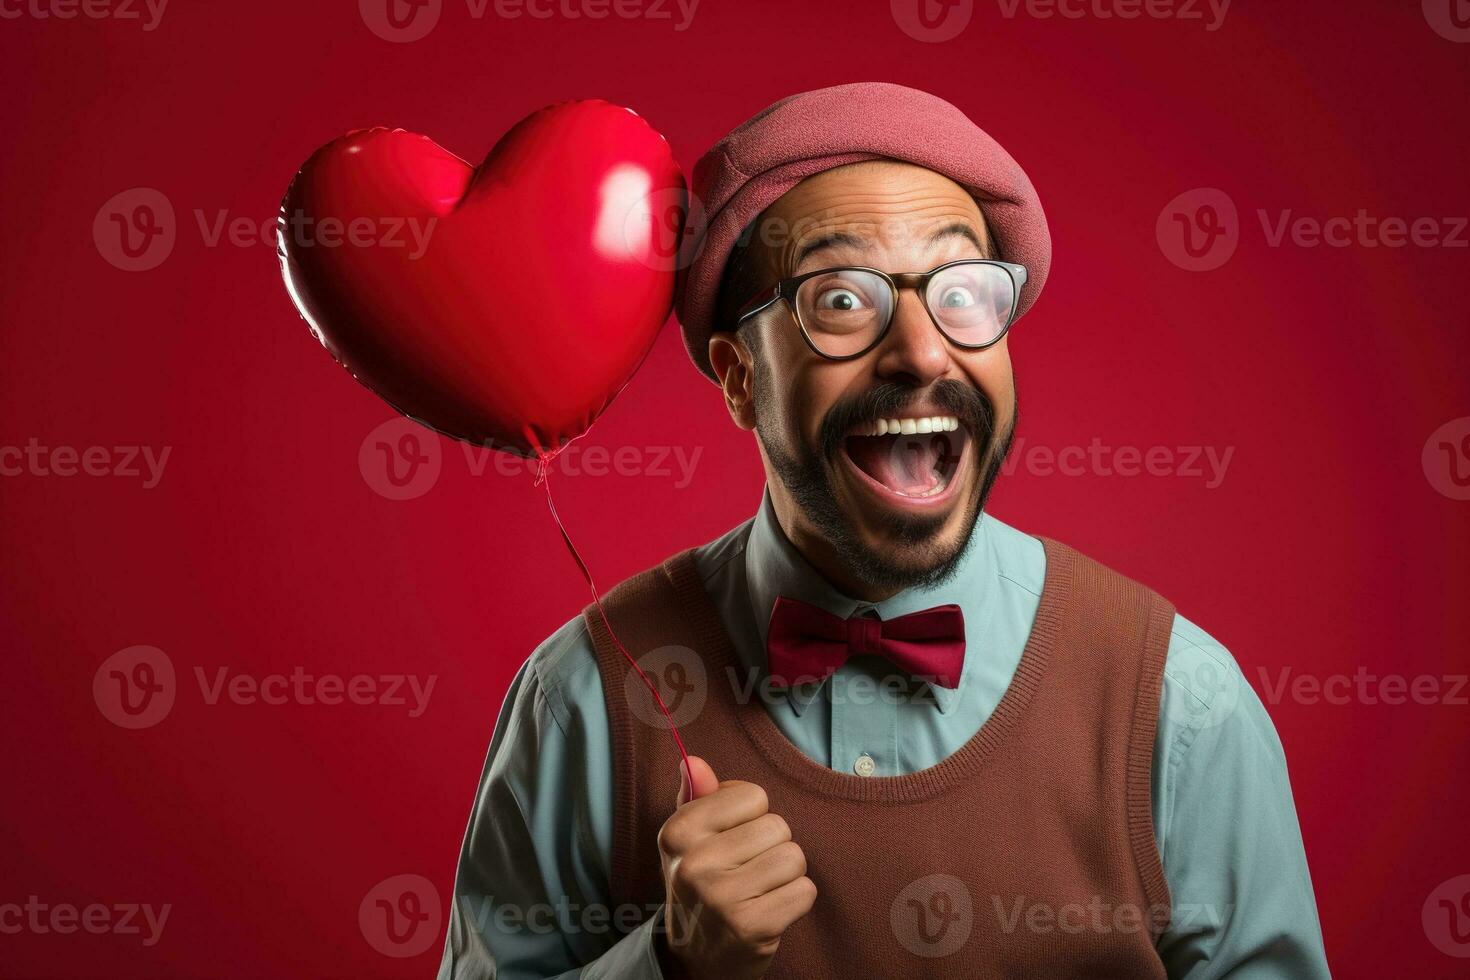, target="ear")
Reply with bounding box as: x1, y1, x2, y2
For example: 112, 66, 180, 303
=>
708, 331, 757, 431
